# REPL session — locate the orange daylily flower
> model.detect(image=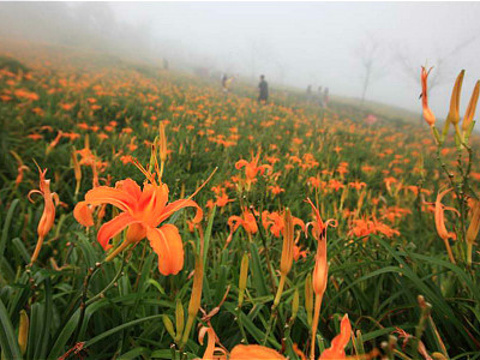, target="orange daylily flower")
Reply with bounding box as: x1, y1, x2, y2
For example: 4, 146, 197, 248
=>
262, 210, 305, 238
229, 345, 286, 360
235, 151, 271, 191
226, 207, 258, 245
14, 88, 39, 101
27, 133, 43, 141
269, 185, 285, 196
306, 198, 337, 360
420, 66, 436, 126
197, 327, 285, 360
215, 191, 235, 207
74, 156, 209, 276
433, 188, 459, 264
318, 314, 352, 359
28, 165, 60, 265
46, 130, 63, 155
